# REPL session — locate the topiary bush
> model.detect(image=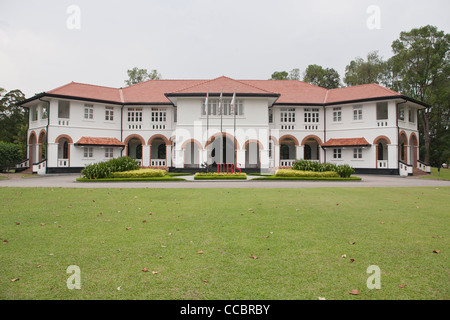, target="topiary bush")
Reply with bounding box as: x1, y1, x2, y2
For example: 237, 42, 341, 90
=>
81, 156, 140, 179
335, 164, 355, 178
